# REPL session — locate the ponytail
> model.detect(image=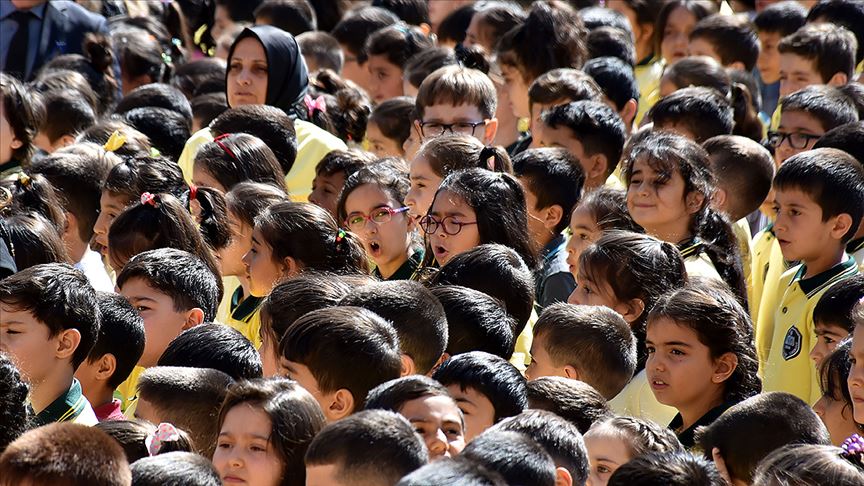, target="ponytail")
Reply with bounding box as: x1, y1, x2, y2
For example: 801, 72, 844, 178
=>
0, 172, 66, 232
729, 82, 763, 142
478, 145, 513, 173
697, 207, 748, 308
83, 33, 119, 113
186, 185, 230, 252
307, 70, 372, 144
